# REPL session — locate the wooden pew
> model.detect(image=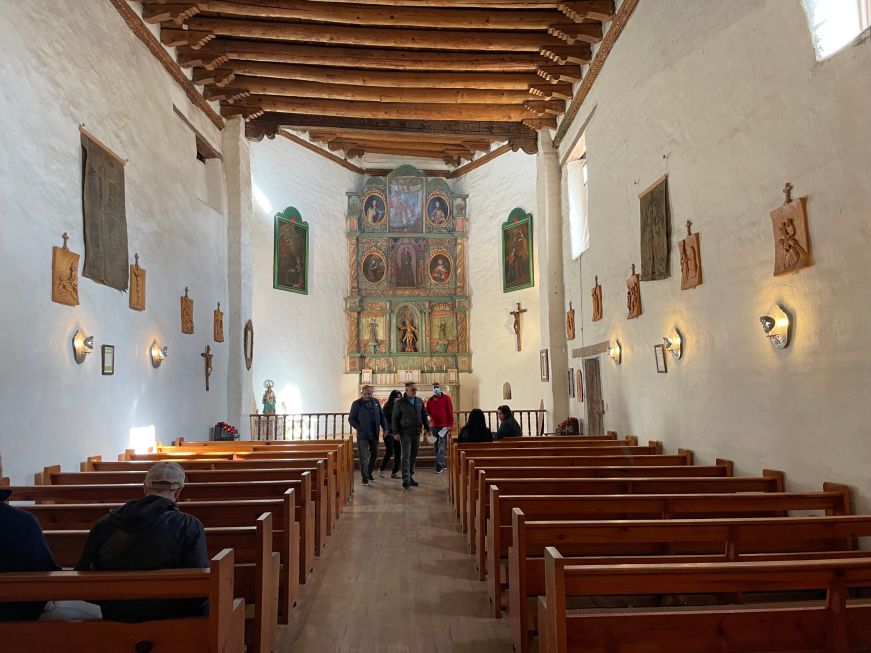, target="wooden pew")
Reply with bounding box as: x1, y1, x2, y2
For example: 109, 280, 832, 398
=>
25, 495, 300, 624
44, 515, 279, 653
510, 509, 868, 653
448, 436, 637, 502
51, 463, 331, 555
538, 552, 871, 653
0, 549, 245, 653
130, 448, 346, 525
5, 479, 314, 592
457, 450, 692, 532
486, 484, 852, 620
453, 441, 661, 511
468, 460, 736, 555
